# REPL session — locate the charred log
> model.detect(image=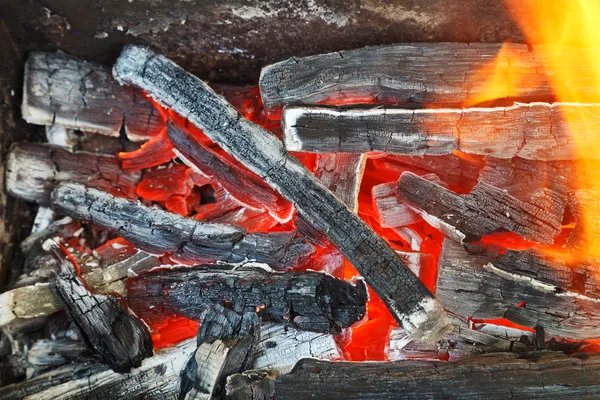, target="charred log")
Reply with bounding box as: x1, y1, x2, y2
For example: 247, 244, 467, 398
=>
114, 45, 451, 342
314, 153, 366, 213
225, 369, 278, 400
